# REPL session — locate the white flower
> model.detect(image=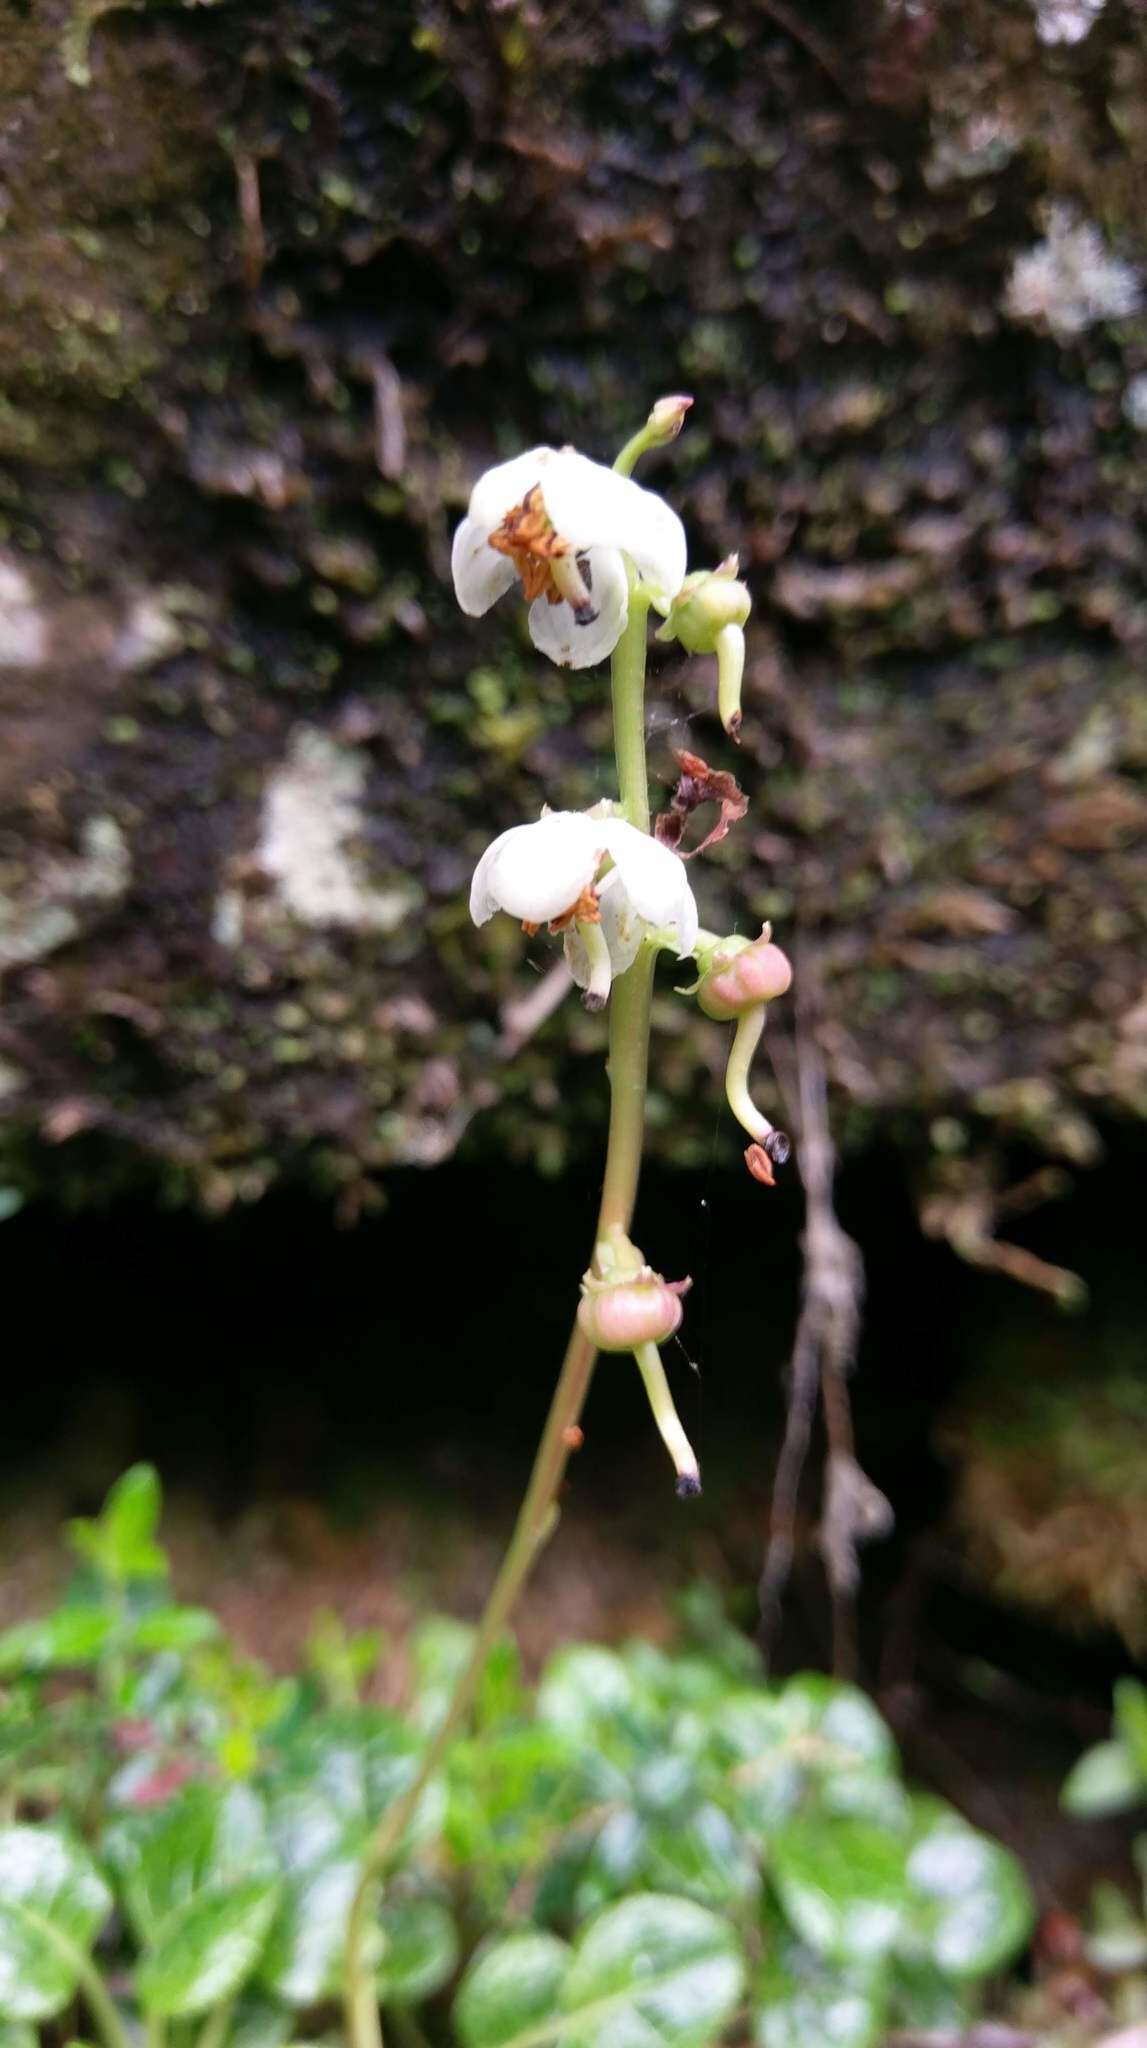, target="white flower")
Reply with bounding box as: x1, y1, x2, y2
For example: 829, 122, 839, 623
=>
1032, 0, 1104, 42
470, 808, 698, 1004
451, 447, 687, 669
1004, 207, 1142, 341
